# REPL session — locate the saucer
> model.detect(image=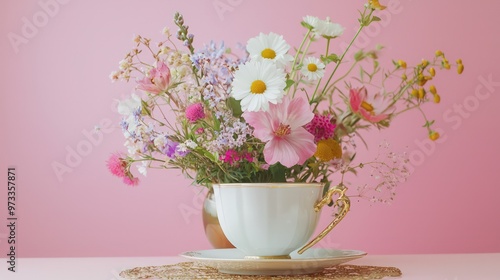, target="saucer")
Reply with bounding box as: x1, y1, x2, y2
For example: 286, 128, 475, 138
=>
180, 248, 366, 275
